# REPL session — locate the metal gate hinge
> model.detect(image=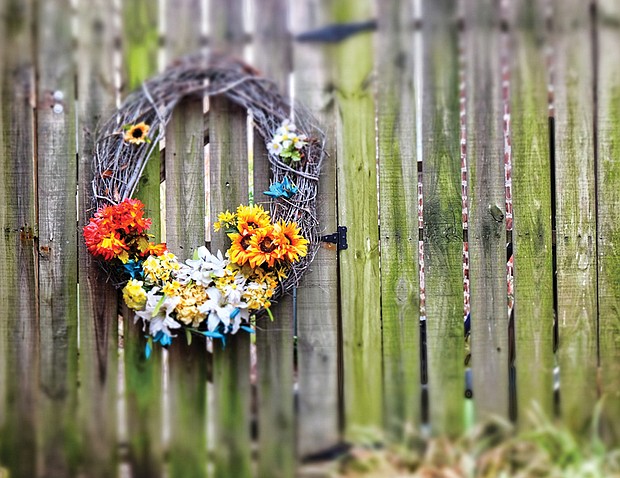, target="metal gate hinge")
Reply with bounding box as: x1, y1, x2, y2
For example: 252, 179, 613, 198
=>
320, 226, 348, 251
